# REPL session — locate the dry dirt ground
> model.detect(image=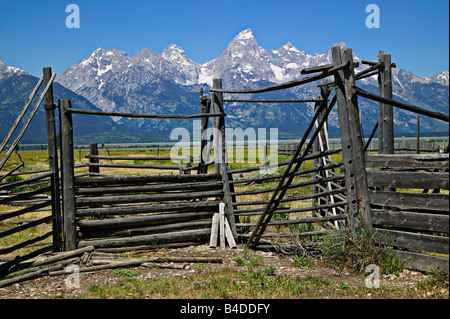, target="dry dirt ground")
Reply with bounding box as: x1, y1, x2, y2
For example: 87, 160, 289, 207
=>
0, 244, 447, 300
